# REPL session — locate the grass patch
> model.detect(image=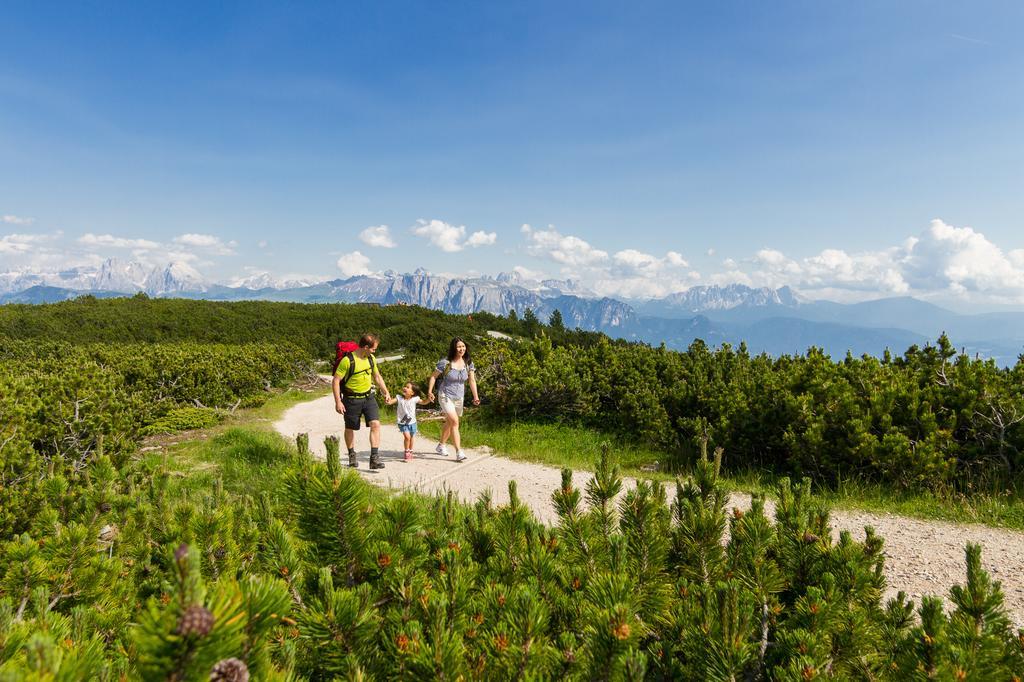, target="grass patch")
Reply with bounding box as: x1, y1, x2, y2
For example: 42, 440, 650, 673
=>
154, 428, 299, 501
212, 428, 294, 465
416, 414, 665, 473
143, 384, 332, 503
